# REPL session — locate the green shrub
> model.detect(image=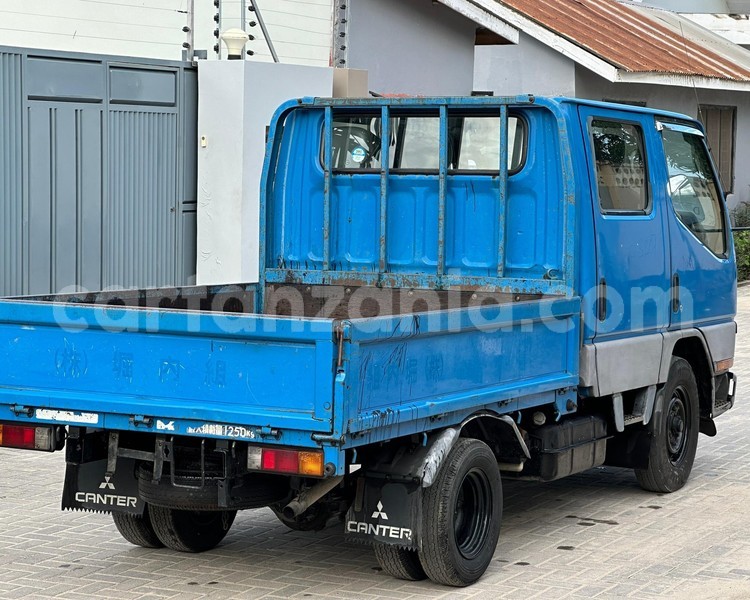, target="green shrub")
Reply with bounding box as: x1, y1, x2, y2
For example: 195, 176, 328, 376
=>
734, 231, 750, 282
731, 202, 750, 282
